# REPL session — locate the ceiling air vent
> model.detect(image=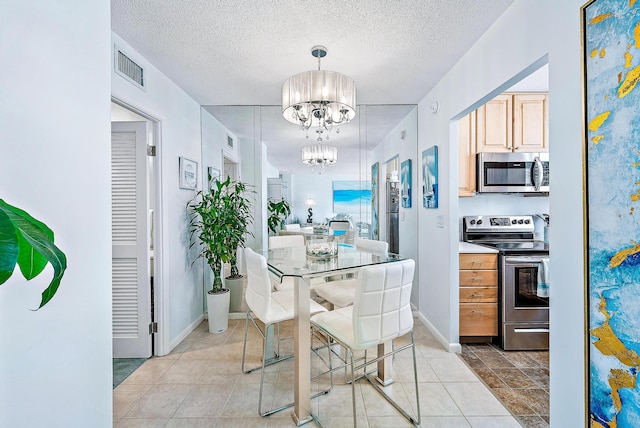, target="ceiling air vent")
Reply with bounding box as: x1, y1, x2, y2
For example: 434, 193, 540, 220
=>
114, 45, 145, 91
